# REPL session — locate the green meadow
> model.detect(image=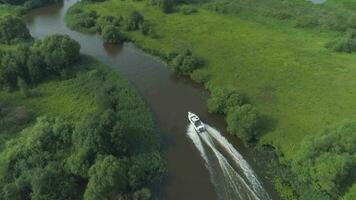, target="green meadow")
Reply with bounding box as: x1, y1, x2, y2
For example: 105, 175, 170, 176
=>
67, 0, 356, 160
